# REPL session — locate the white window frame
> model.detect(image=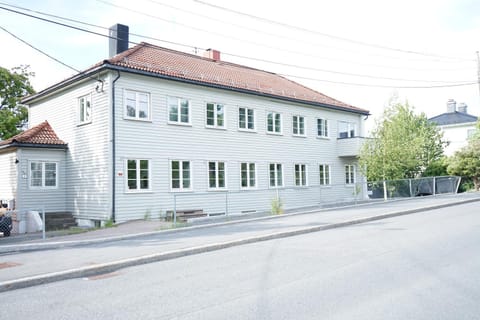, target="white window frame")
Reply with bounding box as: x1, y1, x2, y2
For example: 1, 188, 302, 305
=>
78, 94, 92, 125
170, 160, 192, 191
269, 163, 284, 188
240, 162, 256, 189
319, 164, 331, 186
168, 96, 191, 126
238, 107, 256, 132
208, 161, 227, 190
205, 103, 226, 129
124, 89, 151, 121
29, 161, 58, 189
345, 164, 356, 185
294, 164, 308, 186
338, 121, 357, 138
317, 118, 329, 138
125, 159, 151, 192
266, 111, 282, 135
292, 115, 306, 137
